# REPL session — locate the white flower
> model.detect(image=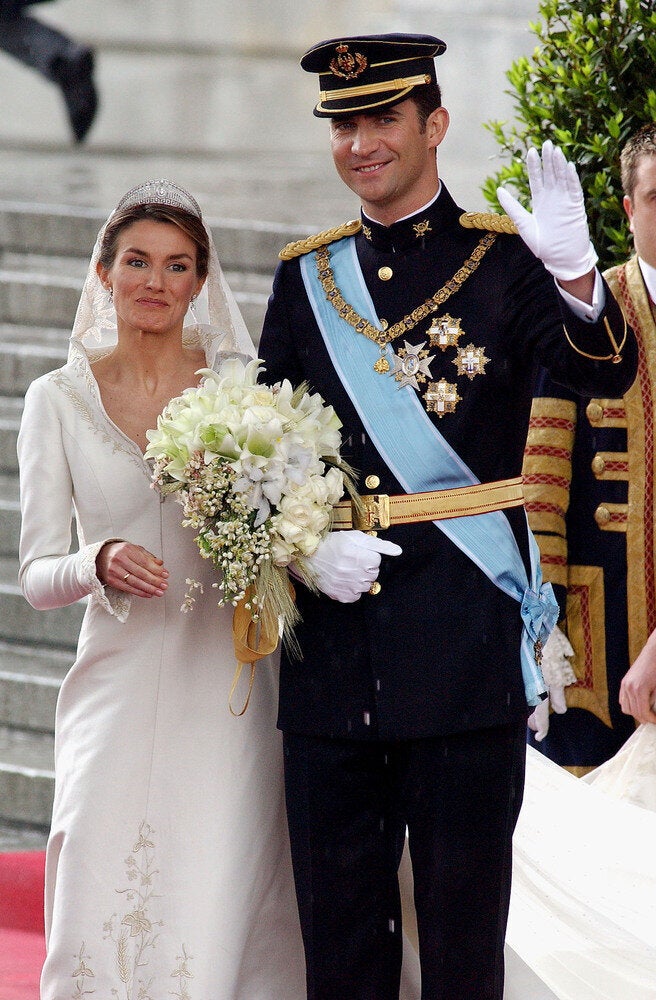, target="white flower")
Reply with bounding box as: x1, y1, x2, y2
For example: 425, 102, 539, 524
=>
145, 357, 352, 636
